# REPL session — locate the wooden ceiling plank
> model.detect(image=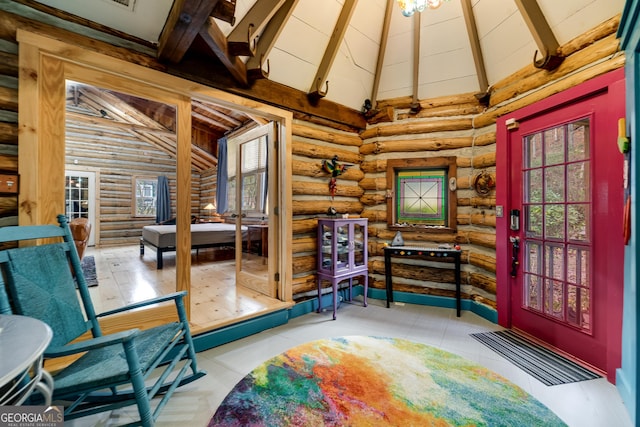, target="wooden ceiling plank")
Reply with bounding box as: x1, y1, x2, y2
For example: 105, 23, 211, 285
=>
309, 0, 359, 99
80, 86, 170, 131
66, 111, 176, 138
193, 100, 243, 126
246, 0, 300, 78
192, 110, 233, 130
158, 0, 221, 63
227, 0, 287, 57
461, 0, 489, 94
198, 17, 249, 86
